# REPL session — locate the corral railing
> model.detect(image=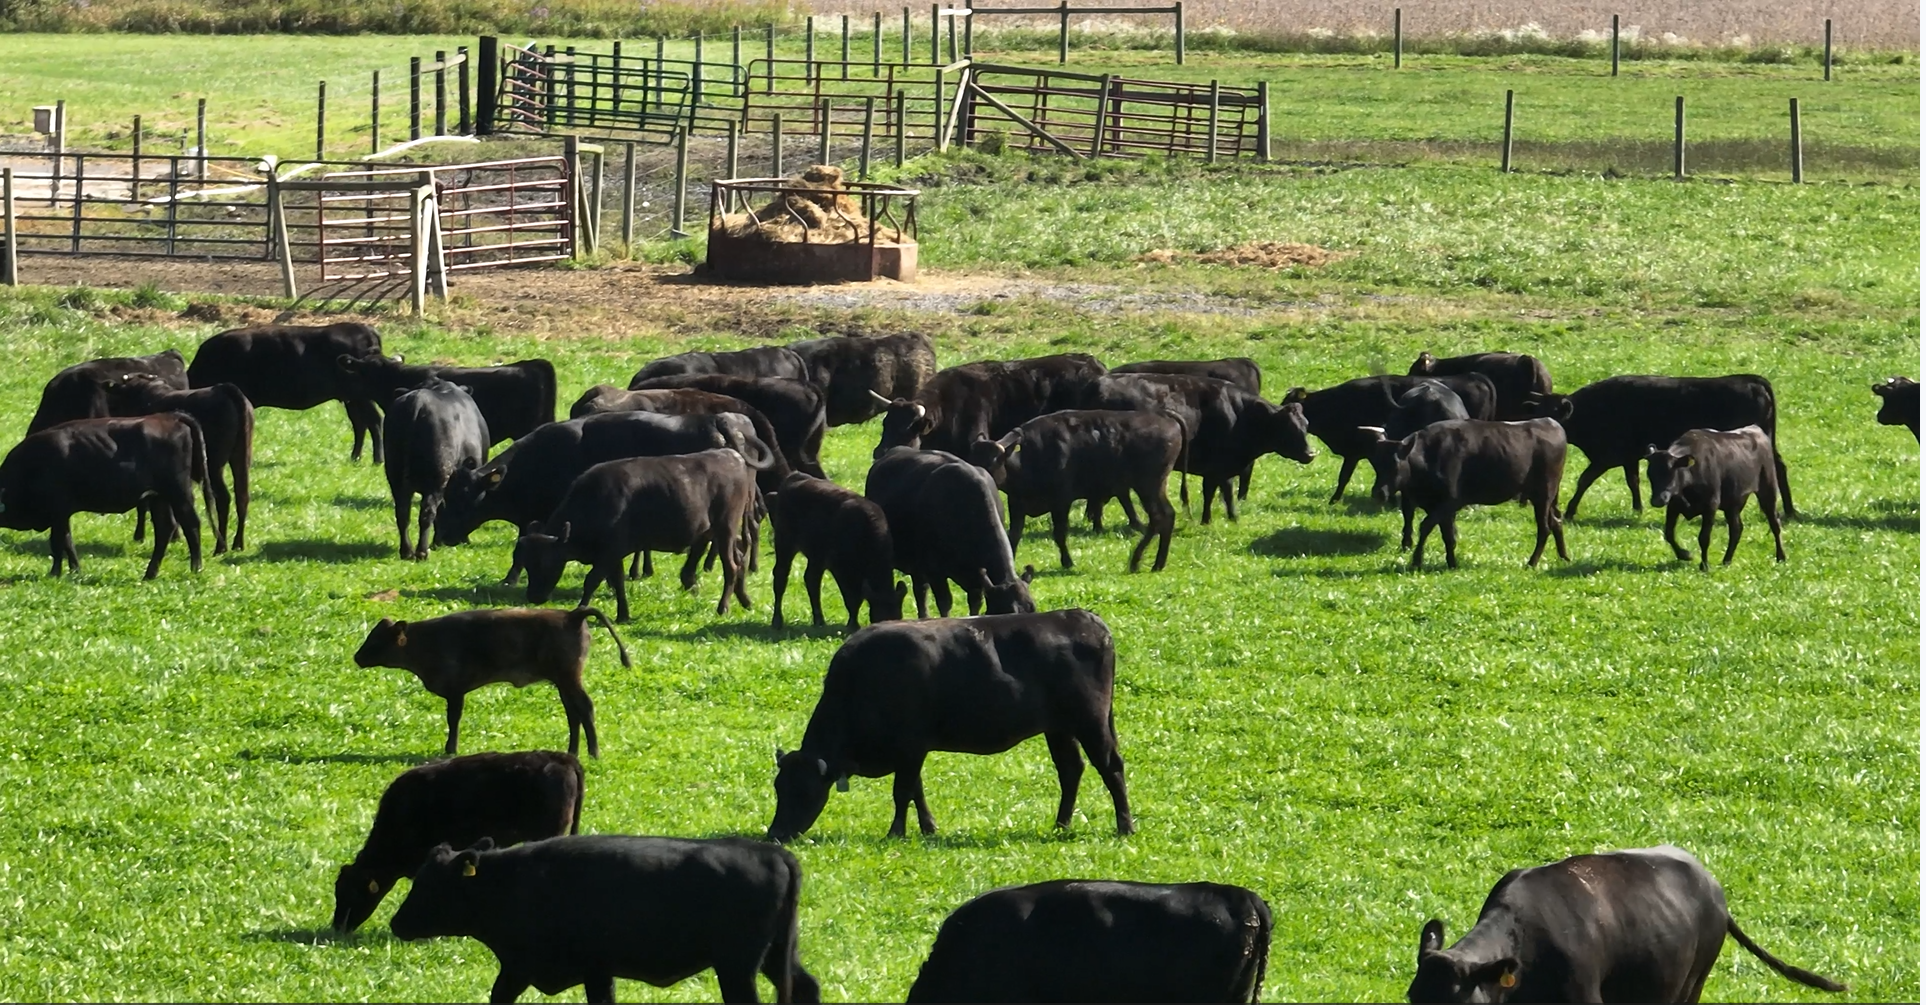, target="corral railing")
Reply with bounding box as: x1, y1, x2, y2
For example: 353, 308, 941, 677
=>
0, 152, 280, 259
490, 39, 747, 141
308, 156, 574, 279
963, 63, 1266, 160
742, 58, 956, 144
